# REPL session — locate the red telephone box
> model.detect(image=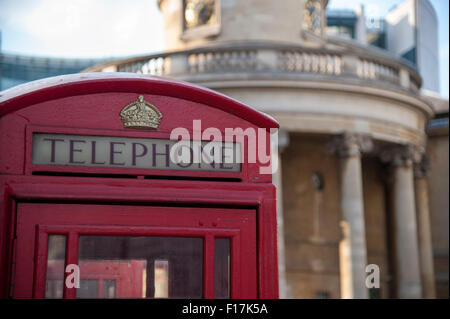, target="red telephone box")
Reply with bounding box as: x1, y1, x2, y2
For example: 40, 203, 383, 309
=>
0, 74, 279, 299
